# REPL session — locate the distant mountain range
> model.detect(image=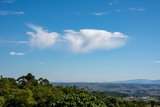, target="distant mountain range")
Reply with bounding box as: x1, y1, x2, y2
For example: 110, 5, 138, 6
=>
53, 79, 160, 85
114, 79, 160, 84
53, 80, 160, 97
